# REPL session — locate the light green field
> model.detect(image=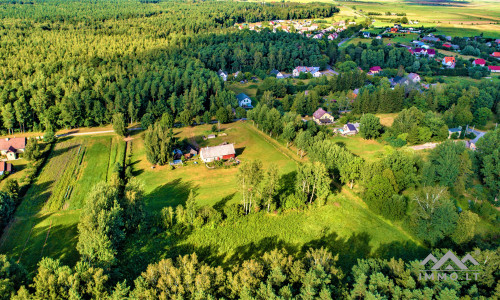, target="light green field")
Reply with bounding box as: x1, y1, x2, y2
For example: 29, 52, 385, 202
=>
119, 121, 421, 277
131, 121, 298, 210
0, 135, 127, 272
331, 135, 389, 161
340, 0, 500, 37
